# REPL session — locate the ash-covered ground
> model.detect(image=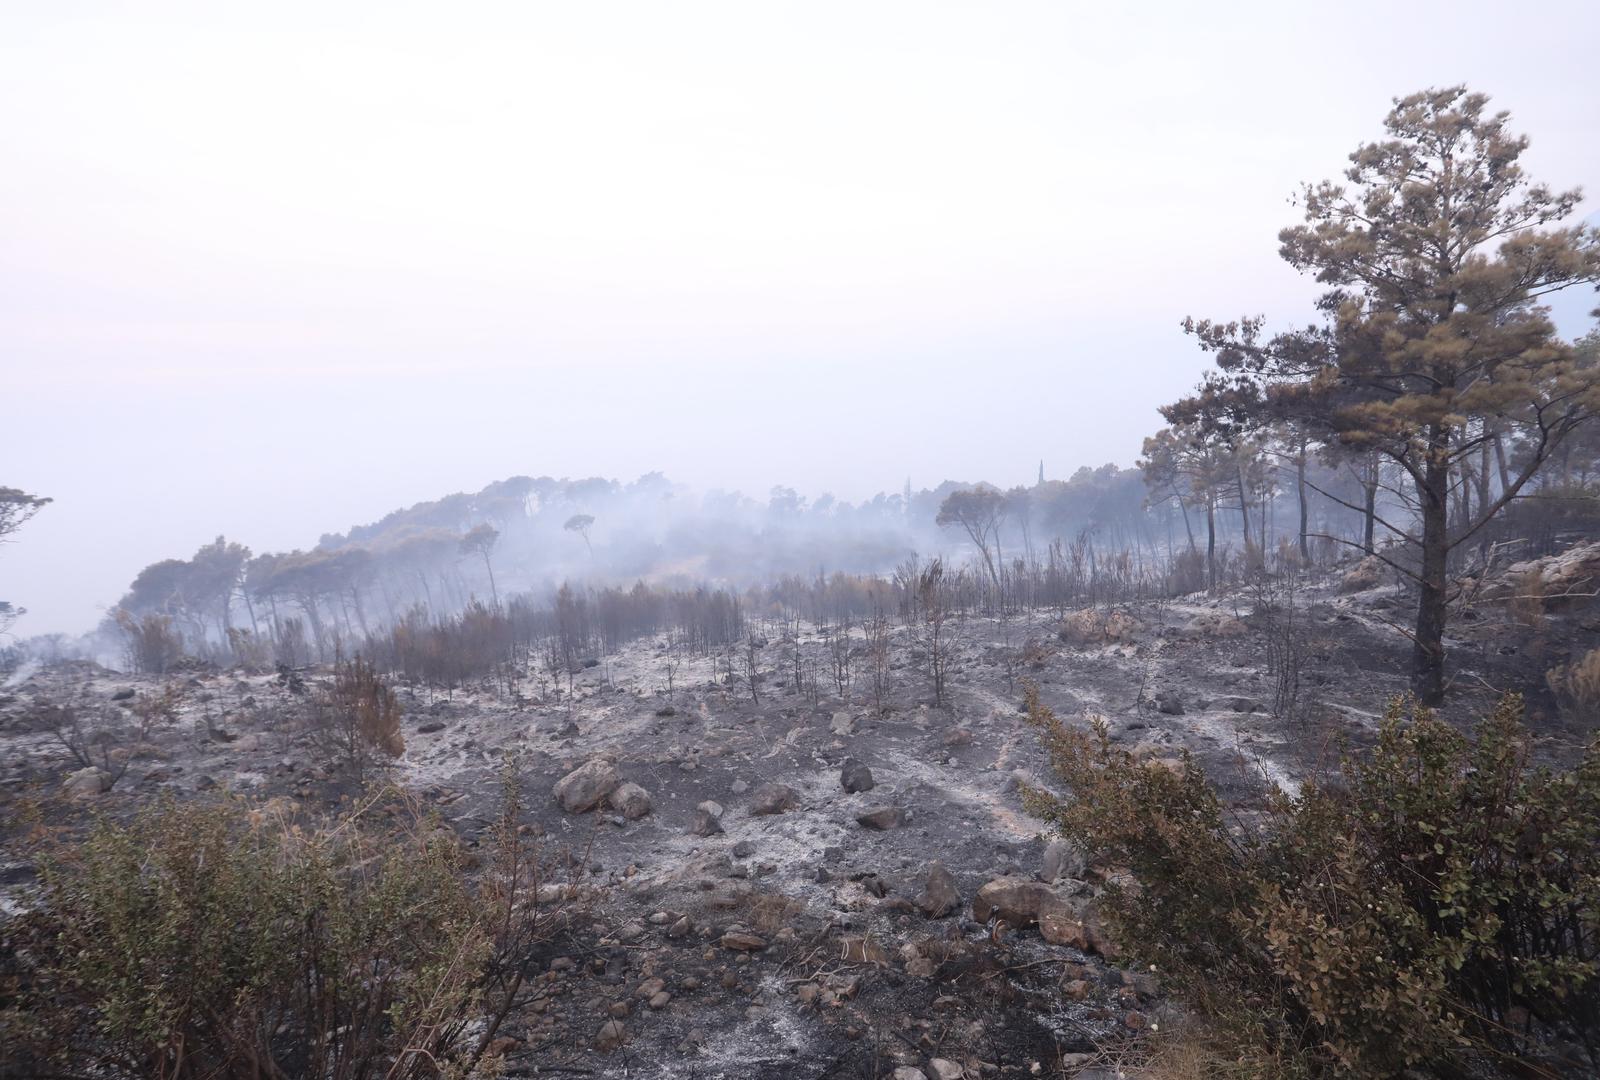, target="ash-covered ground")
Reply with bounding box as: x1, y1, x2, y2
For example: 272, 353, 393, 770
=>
2, 556, 1591, 1079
